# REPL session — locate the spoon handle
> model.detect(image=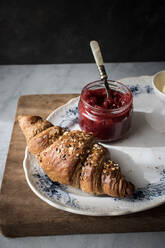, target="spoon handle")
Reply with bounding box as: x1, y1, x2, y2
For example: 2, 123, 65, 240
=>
90, 40, 111, 98
90, 40, 107, 80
